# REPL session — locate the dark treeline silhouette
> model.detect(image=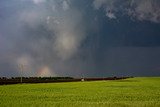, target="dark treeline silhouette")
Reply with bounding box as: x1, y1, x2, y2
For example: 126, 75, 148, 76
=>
0, 76, 133, 85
